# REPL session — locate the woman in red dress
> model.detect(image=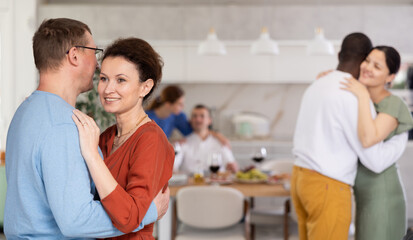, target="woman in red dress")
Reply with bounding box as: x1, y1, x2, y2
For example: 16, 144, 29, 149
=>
72, 37, 174, 239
